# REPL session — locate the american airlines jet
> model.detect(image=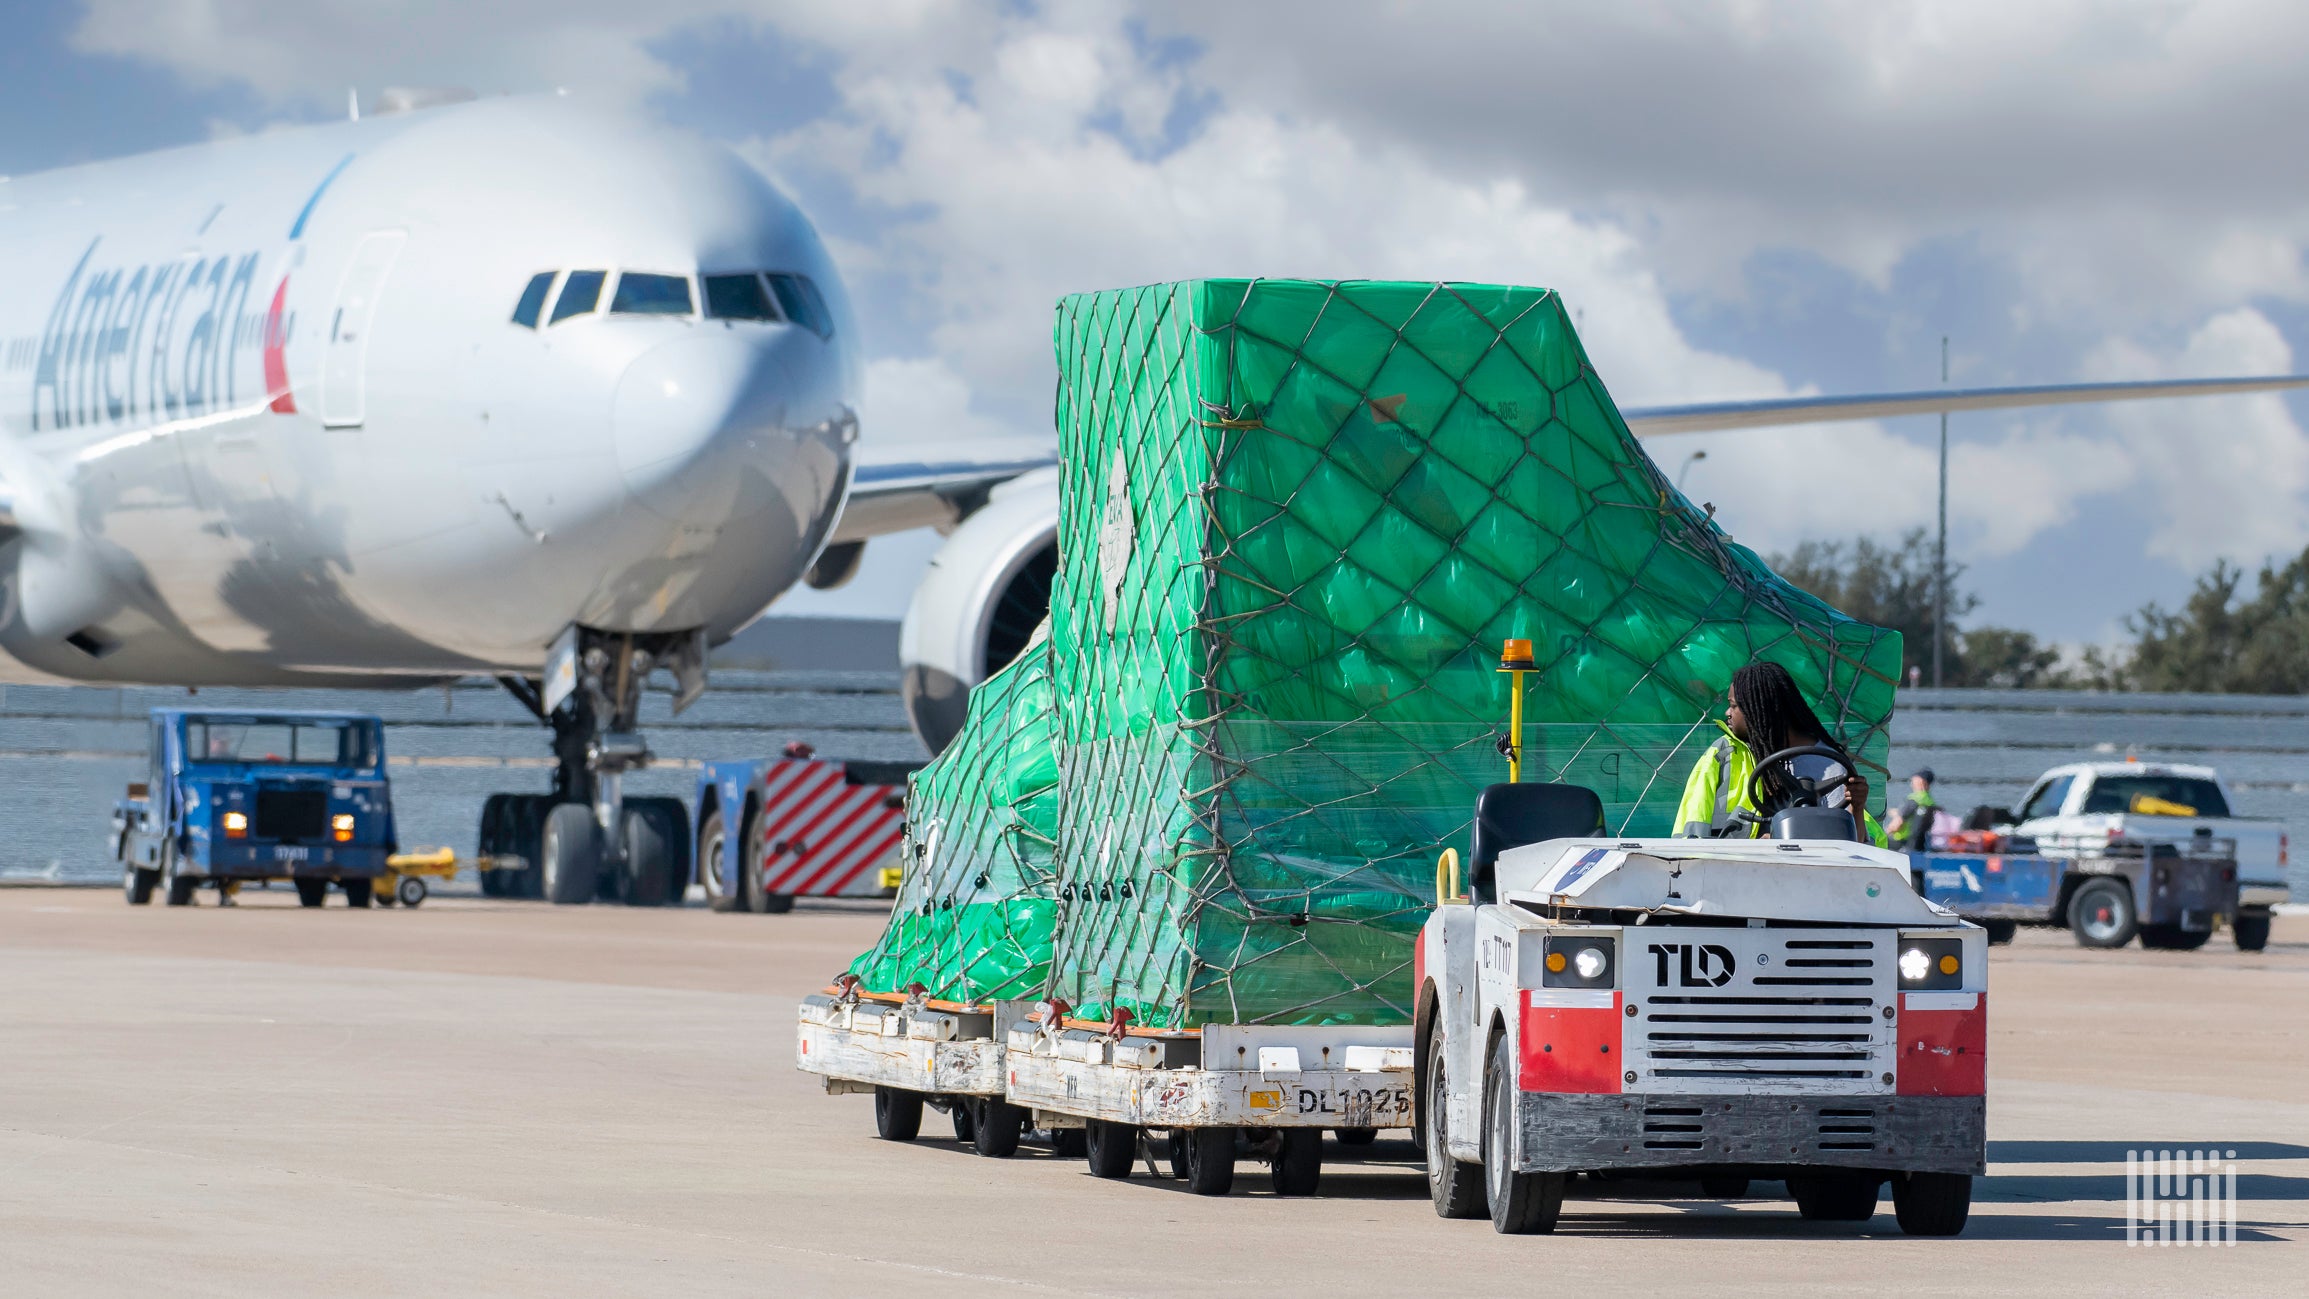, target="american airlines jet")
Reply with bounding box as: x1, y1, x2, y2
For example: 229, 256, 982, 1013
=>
2, 91, 2299, 905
